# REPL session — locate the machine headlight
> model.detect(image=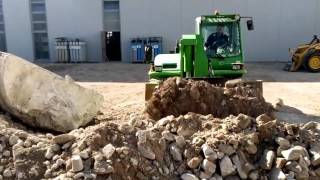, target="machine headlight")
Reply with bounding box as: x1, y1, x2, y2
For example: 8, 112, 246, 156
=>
154, 66, 163, 72
232, 64, 242, 70
235, 15, 241, 21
